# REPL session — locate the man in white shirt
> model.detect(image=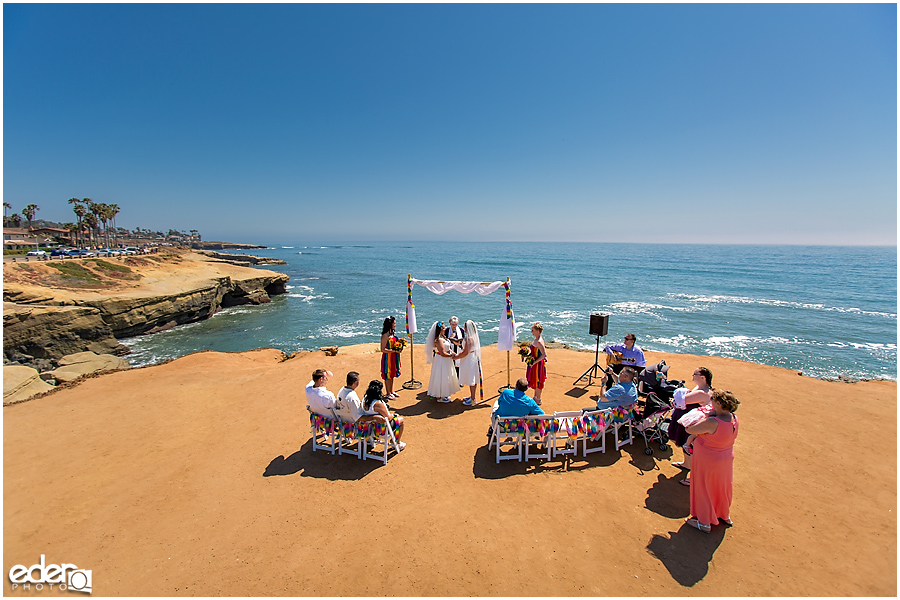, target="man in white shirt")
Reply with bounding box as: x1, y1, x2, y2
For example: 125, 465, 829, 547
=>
305, 369, 337, 417
334, 371, 370, 423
